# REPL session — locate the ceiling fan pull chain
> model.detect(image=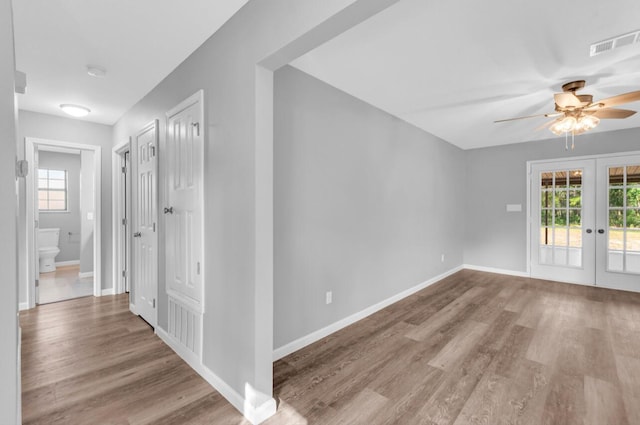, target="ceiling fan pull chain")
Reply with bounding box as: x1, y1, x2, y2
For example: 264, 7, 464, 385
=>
565, 132, 568, 150
571, 132, 575, 150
